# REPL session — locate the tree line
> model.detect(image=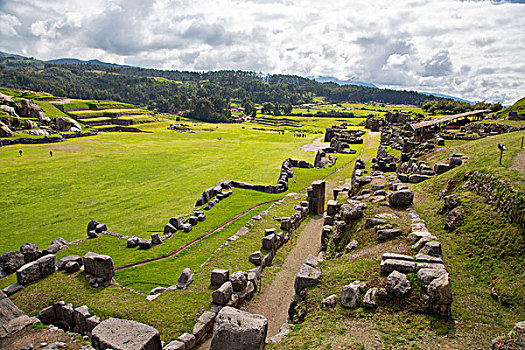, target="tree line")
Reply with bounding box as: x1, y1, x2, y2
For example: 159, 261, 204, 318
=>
0, 57, 447, 123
